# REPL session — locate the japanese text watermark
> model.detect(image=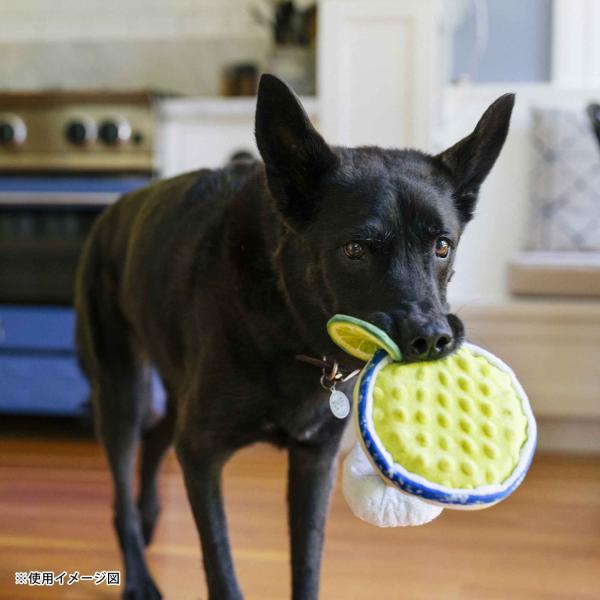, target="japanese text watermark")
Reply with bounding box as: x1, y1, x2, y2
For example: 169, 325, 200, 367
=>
15, 570, 120, 587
